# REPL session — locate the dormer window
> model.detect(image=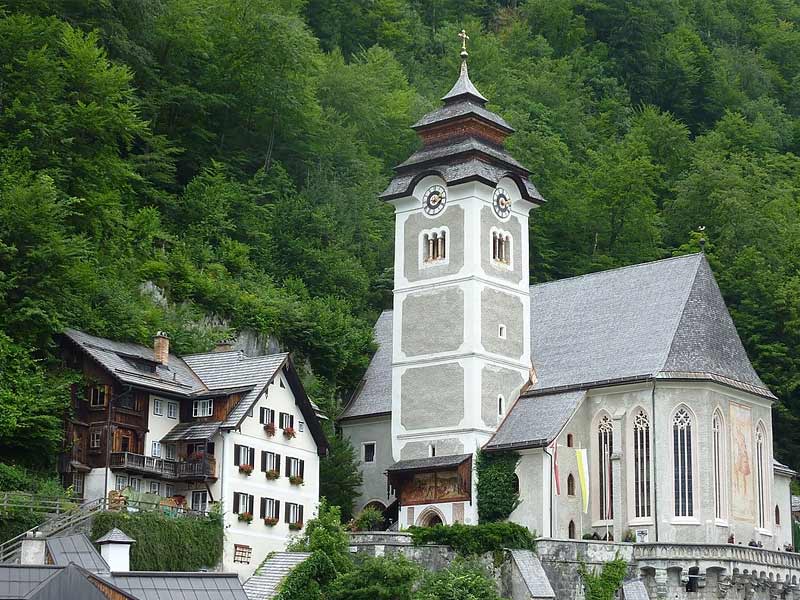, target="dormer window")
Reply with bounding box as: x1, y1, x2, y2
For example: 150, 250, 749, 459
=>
491, 228, 512, 268
420, 227, 449, 267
